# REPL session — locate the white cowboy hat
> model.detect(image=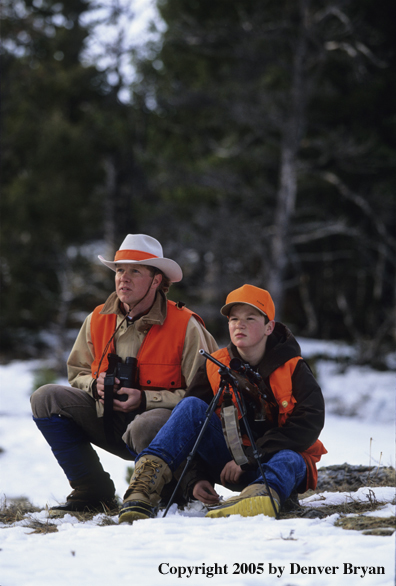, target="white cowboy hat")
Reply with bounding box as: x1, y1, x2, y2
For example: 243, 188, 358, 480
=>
98, 234, 183, 283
